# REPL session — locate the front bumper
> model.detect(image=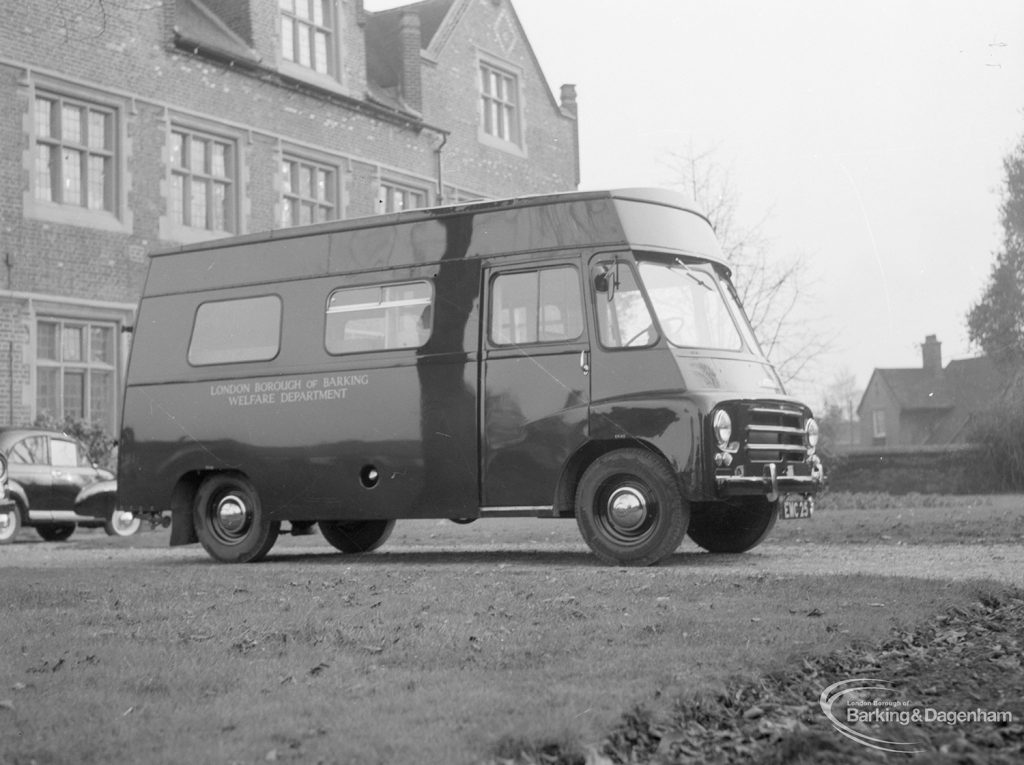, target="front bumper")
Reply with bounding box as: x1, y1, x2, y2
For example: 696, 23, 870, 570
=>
716, 456, 824, 501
